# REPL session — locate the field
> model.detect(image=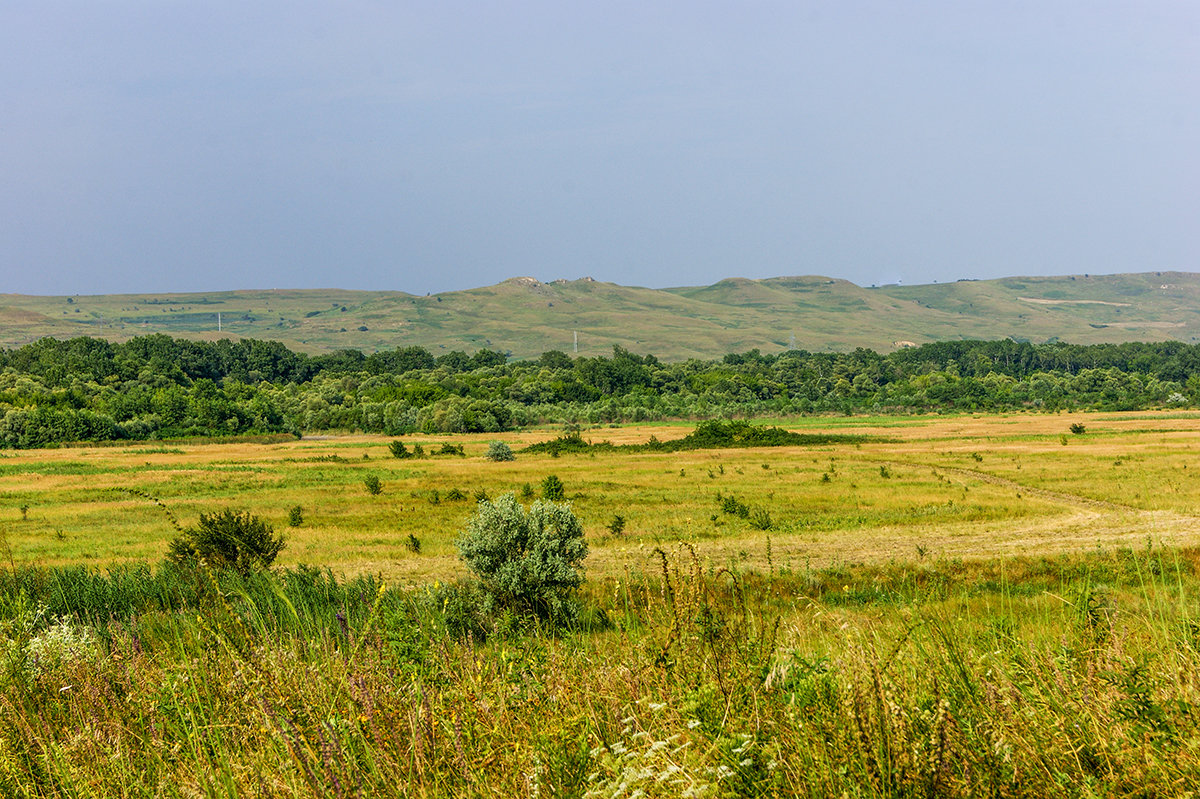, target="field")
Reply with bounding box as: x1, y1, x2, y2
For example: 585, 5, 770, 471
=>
5, 410, 1200, 796
5, 410, 1200, 580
